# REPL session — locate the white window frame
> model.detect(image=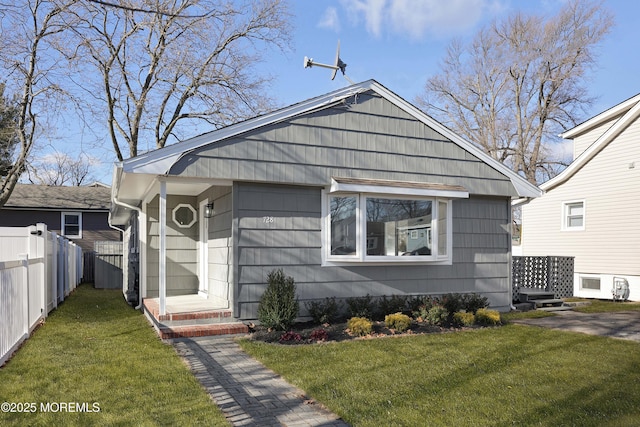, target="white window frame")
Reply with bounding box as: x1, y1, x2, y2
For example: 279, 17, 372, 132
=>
322, 191, 455, 266
61, 211, 82, 239
580, 275, 601, 291
172, 203, 197, 229
562, 200, 585, 231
